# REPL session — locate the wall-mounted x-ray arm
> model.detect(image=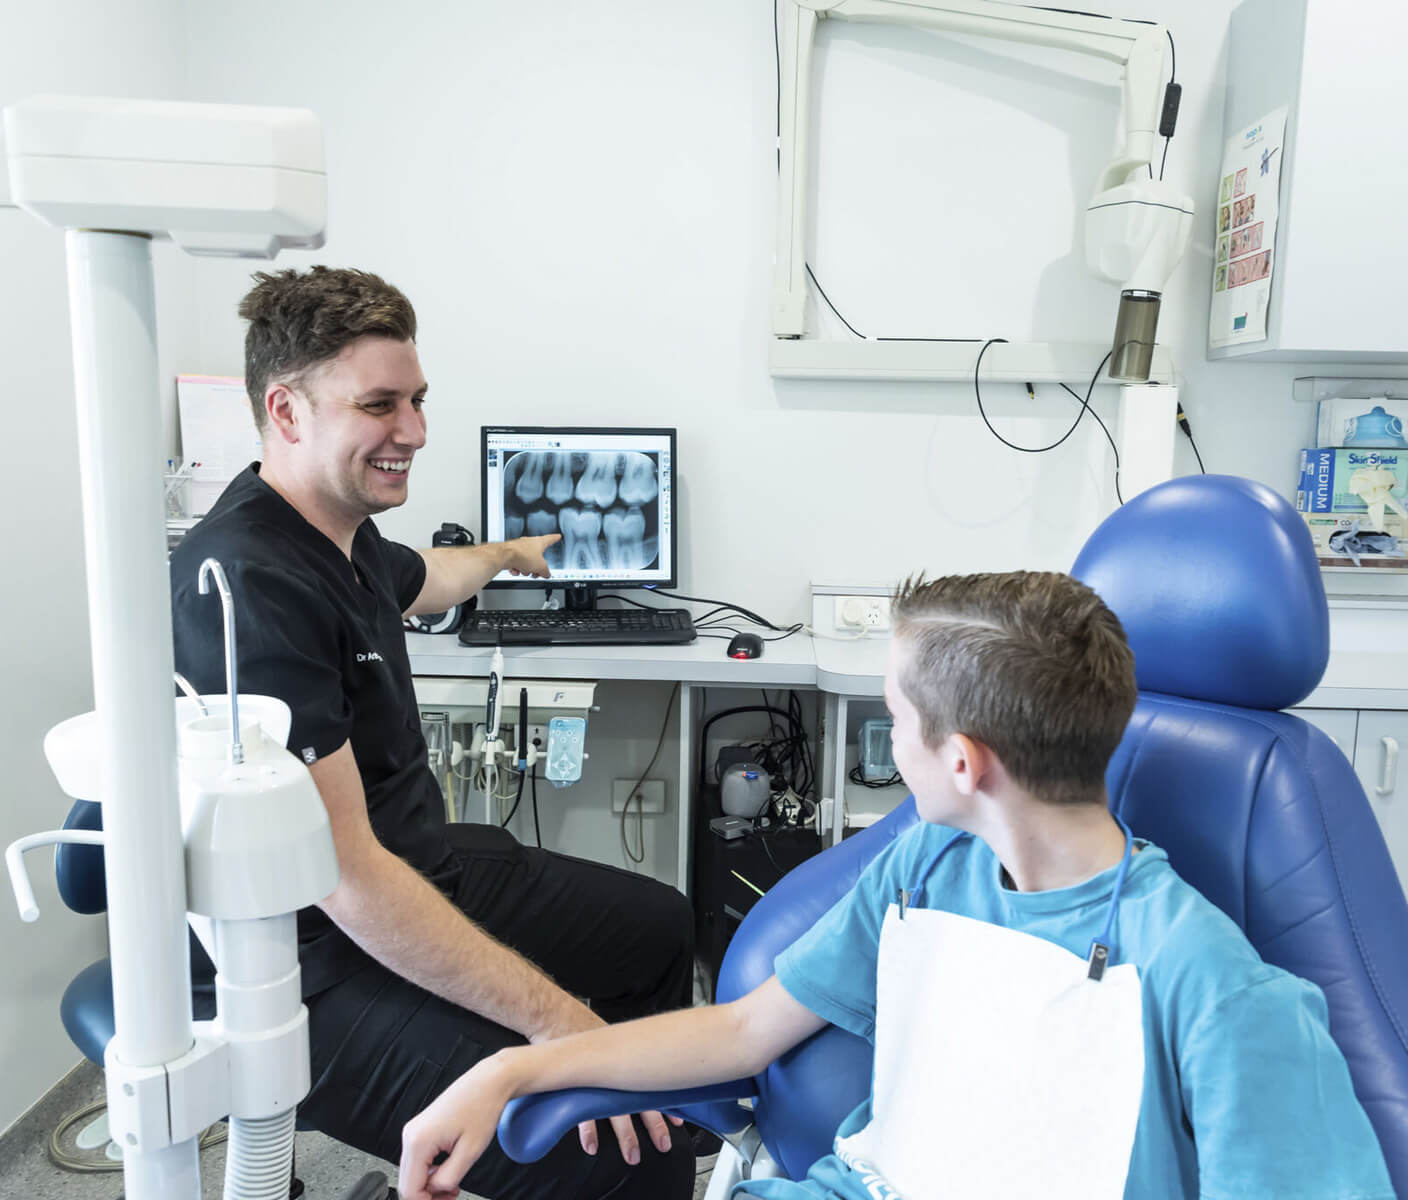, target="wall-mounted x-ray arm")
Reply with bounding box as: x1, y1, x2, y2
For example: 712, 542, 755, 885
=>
774, 0, 1192, 384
